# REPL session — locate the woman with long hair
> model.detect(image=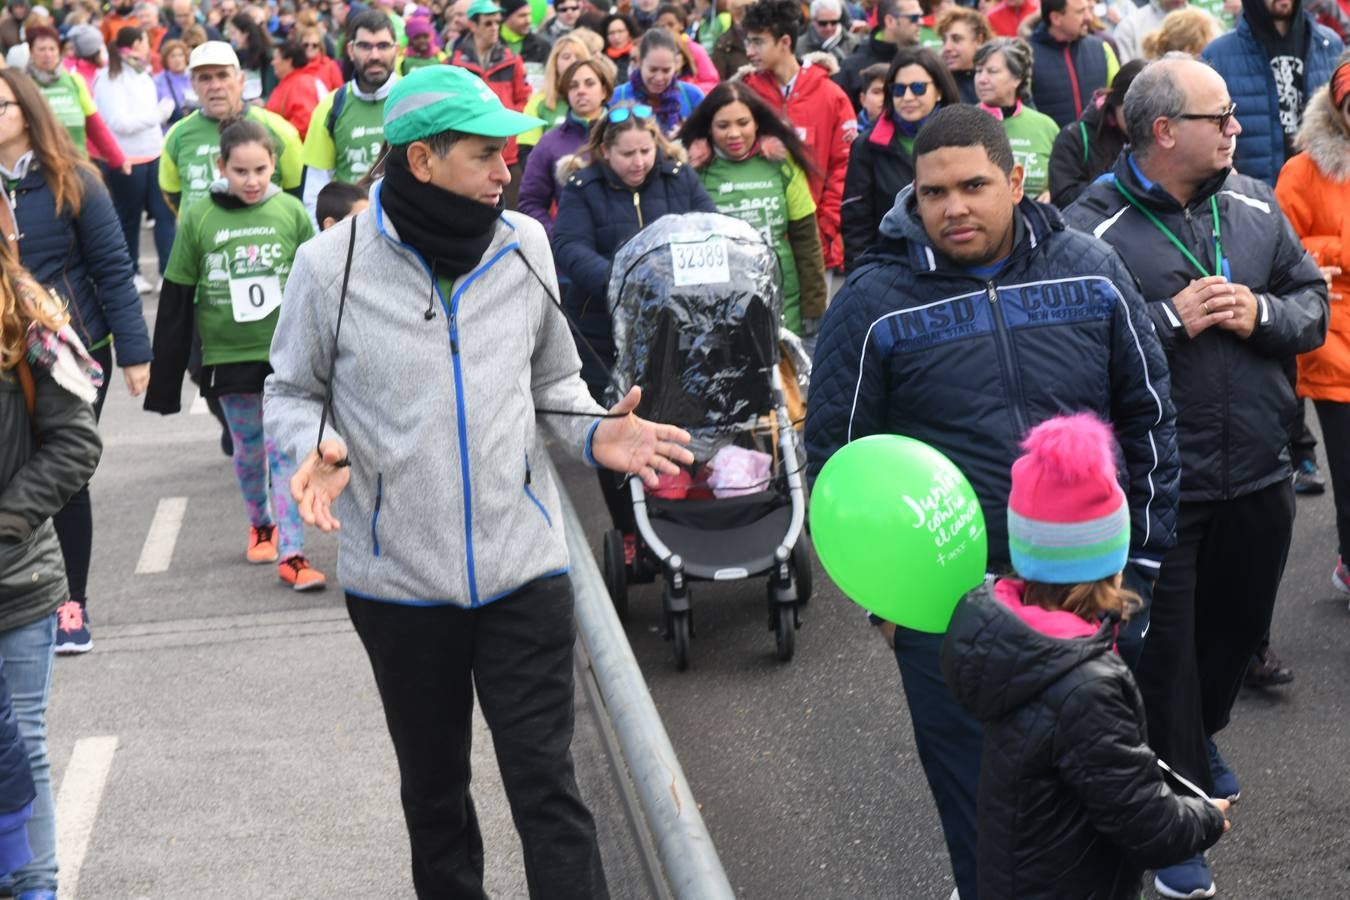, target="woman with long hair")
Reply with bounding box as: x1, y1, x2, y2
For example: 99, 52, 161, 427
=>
518, 56, 615, 234
0, 245, 102, 900
95, 25, 177, 295
0, 69, 150, 657
226, 11, 275, 102
553, 102, 715, 556
841, 47, 960, 271
679, 81, 825, 332
610, 27, 706, 134
295, 20, 344, 91
519, 31, 599, 160
973, 37, 1059, 201
654, 3, 719, 92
